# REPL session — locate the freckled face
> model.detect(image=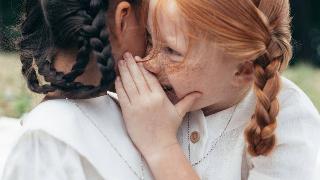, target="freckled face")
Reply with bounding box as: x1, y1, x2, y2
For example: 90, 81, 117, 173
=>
143, 0, 239, 111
